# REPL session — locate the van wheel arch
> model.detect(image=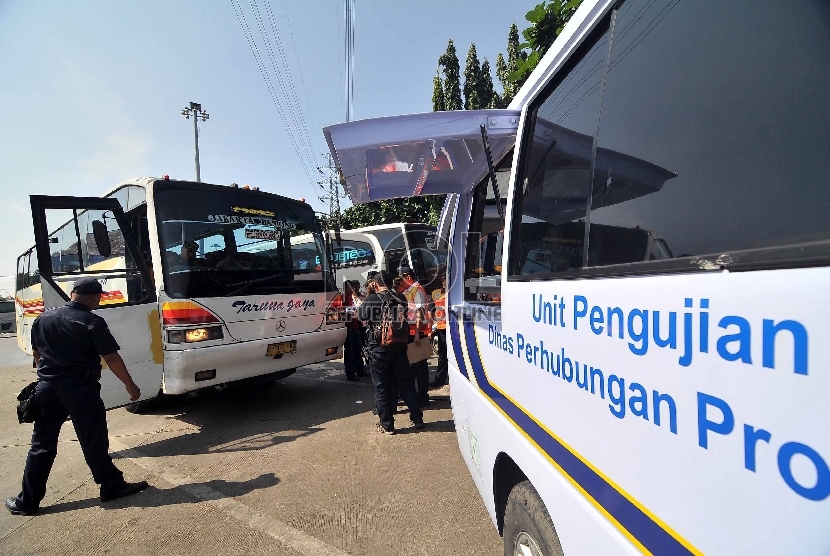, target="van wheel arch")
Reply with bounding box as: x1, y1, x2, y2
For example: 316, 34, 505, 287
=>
493, 452, 527, 535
